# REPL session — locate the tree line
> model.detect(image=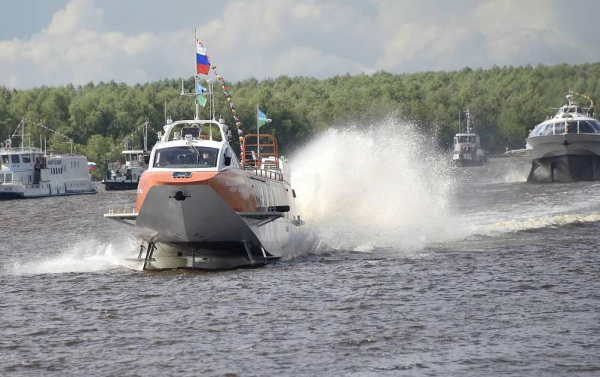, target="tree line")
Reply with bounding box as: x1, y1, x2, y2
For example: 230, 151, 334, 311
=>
1, 62, 600, 178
